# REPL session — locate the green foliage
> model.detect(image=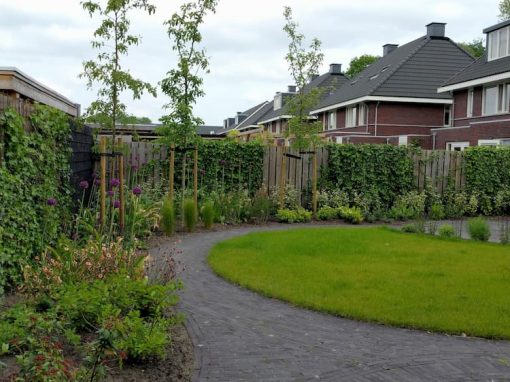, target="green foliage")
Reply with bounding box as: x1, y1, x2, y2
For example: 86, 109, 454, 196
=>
282, 6, 324, 150
276, 208, 312, 223
210, 190, 252, 224
183, 198, 197, 232
401, 224, 419, 234
345, 54, 379, 78
458, 38, 486, 58
201, 200, 214, 229
438, 224, 456, 239
317, 189, 349, 208
468, 217, 491, 242
85, 111, 152, 125
80, 0, 157, 137
389, 191, 426, 221
0, 106, 72, 293
317, 206, 339, 221
160, 198, 176, 236
323, 144, 414, 209
338, 206, 364, 224
249, 190, 272, 224
500, 0, 510, 20
158, 0, 218, 147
